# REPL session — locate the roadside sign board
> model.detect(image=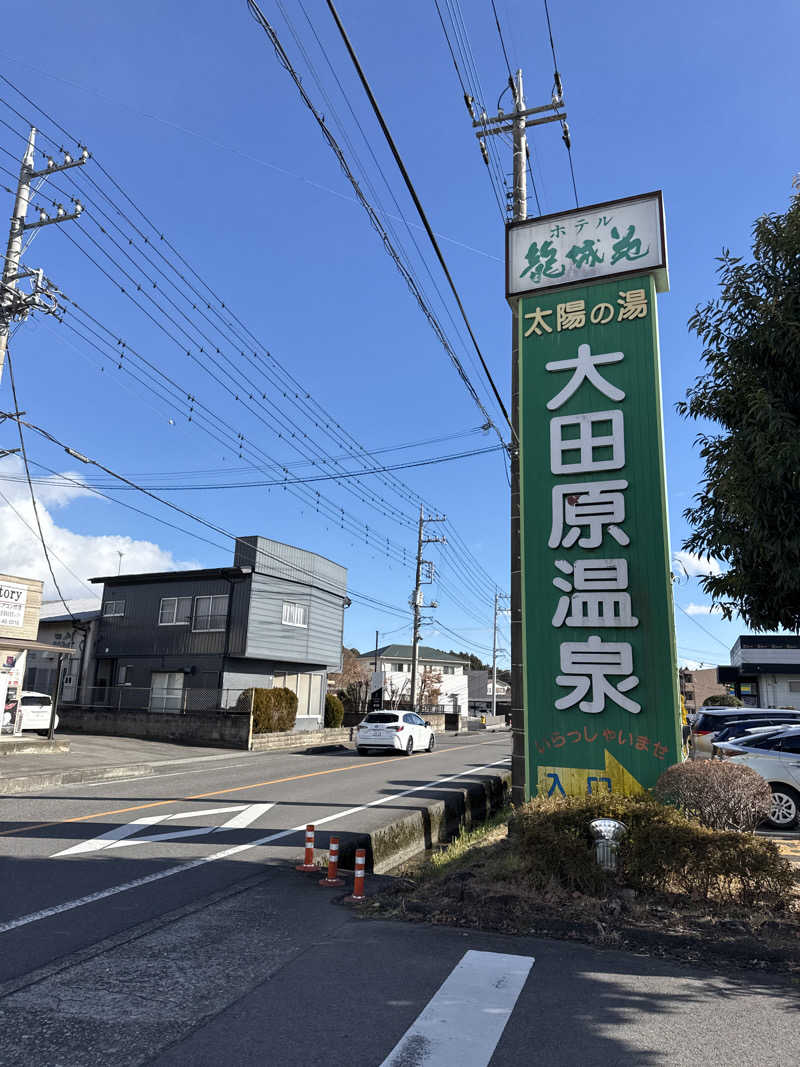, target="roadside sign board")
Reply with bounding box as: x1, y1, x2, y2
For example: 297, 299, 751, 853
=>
0, 574, 42, 642
516, 256, 680, 797
507, 192, 668, 300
